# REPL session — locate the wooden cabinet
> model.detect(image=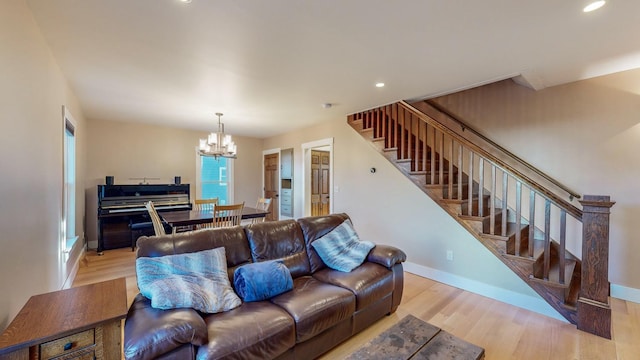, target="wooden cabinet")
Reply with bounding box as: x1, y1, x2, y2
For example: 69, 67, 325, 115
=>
0, 278, 128, 360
